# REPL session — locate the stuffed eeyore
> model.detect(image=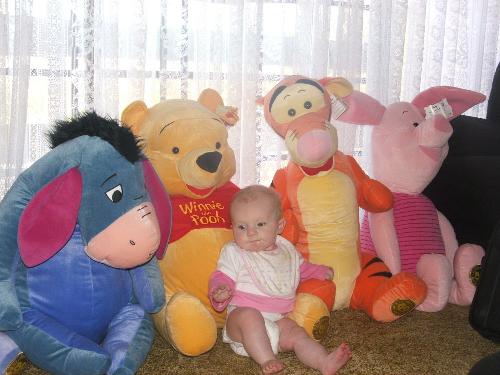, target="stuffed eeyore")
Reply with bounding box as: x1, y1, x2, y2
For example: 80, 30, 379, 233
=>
0, 112, 172, 375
